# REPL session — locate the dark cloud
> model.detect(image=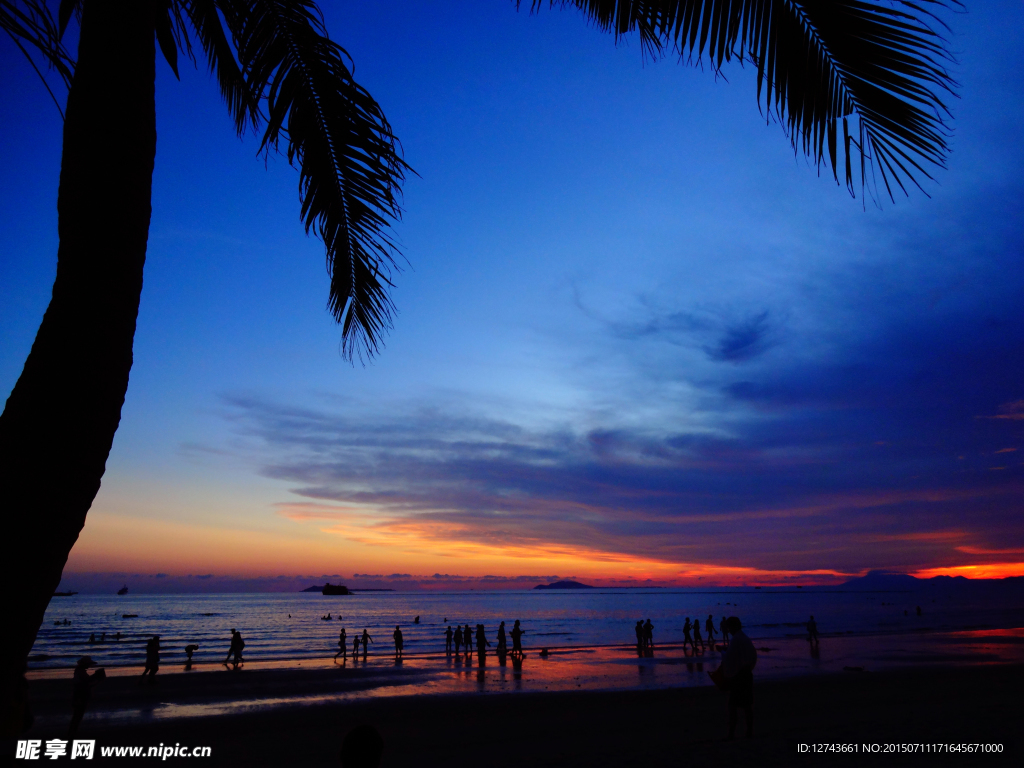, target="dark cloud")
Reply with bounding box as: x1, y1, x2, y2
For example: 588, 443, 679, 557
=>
217, 181, 1024, 578
706, 310, 773, 362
